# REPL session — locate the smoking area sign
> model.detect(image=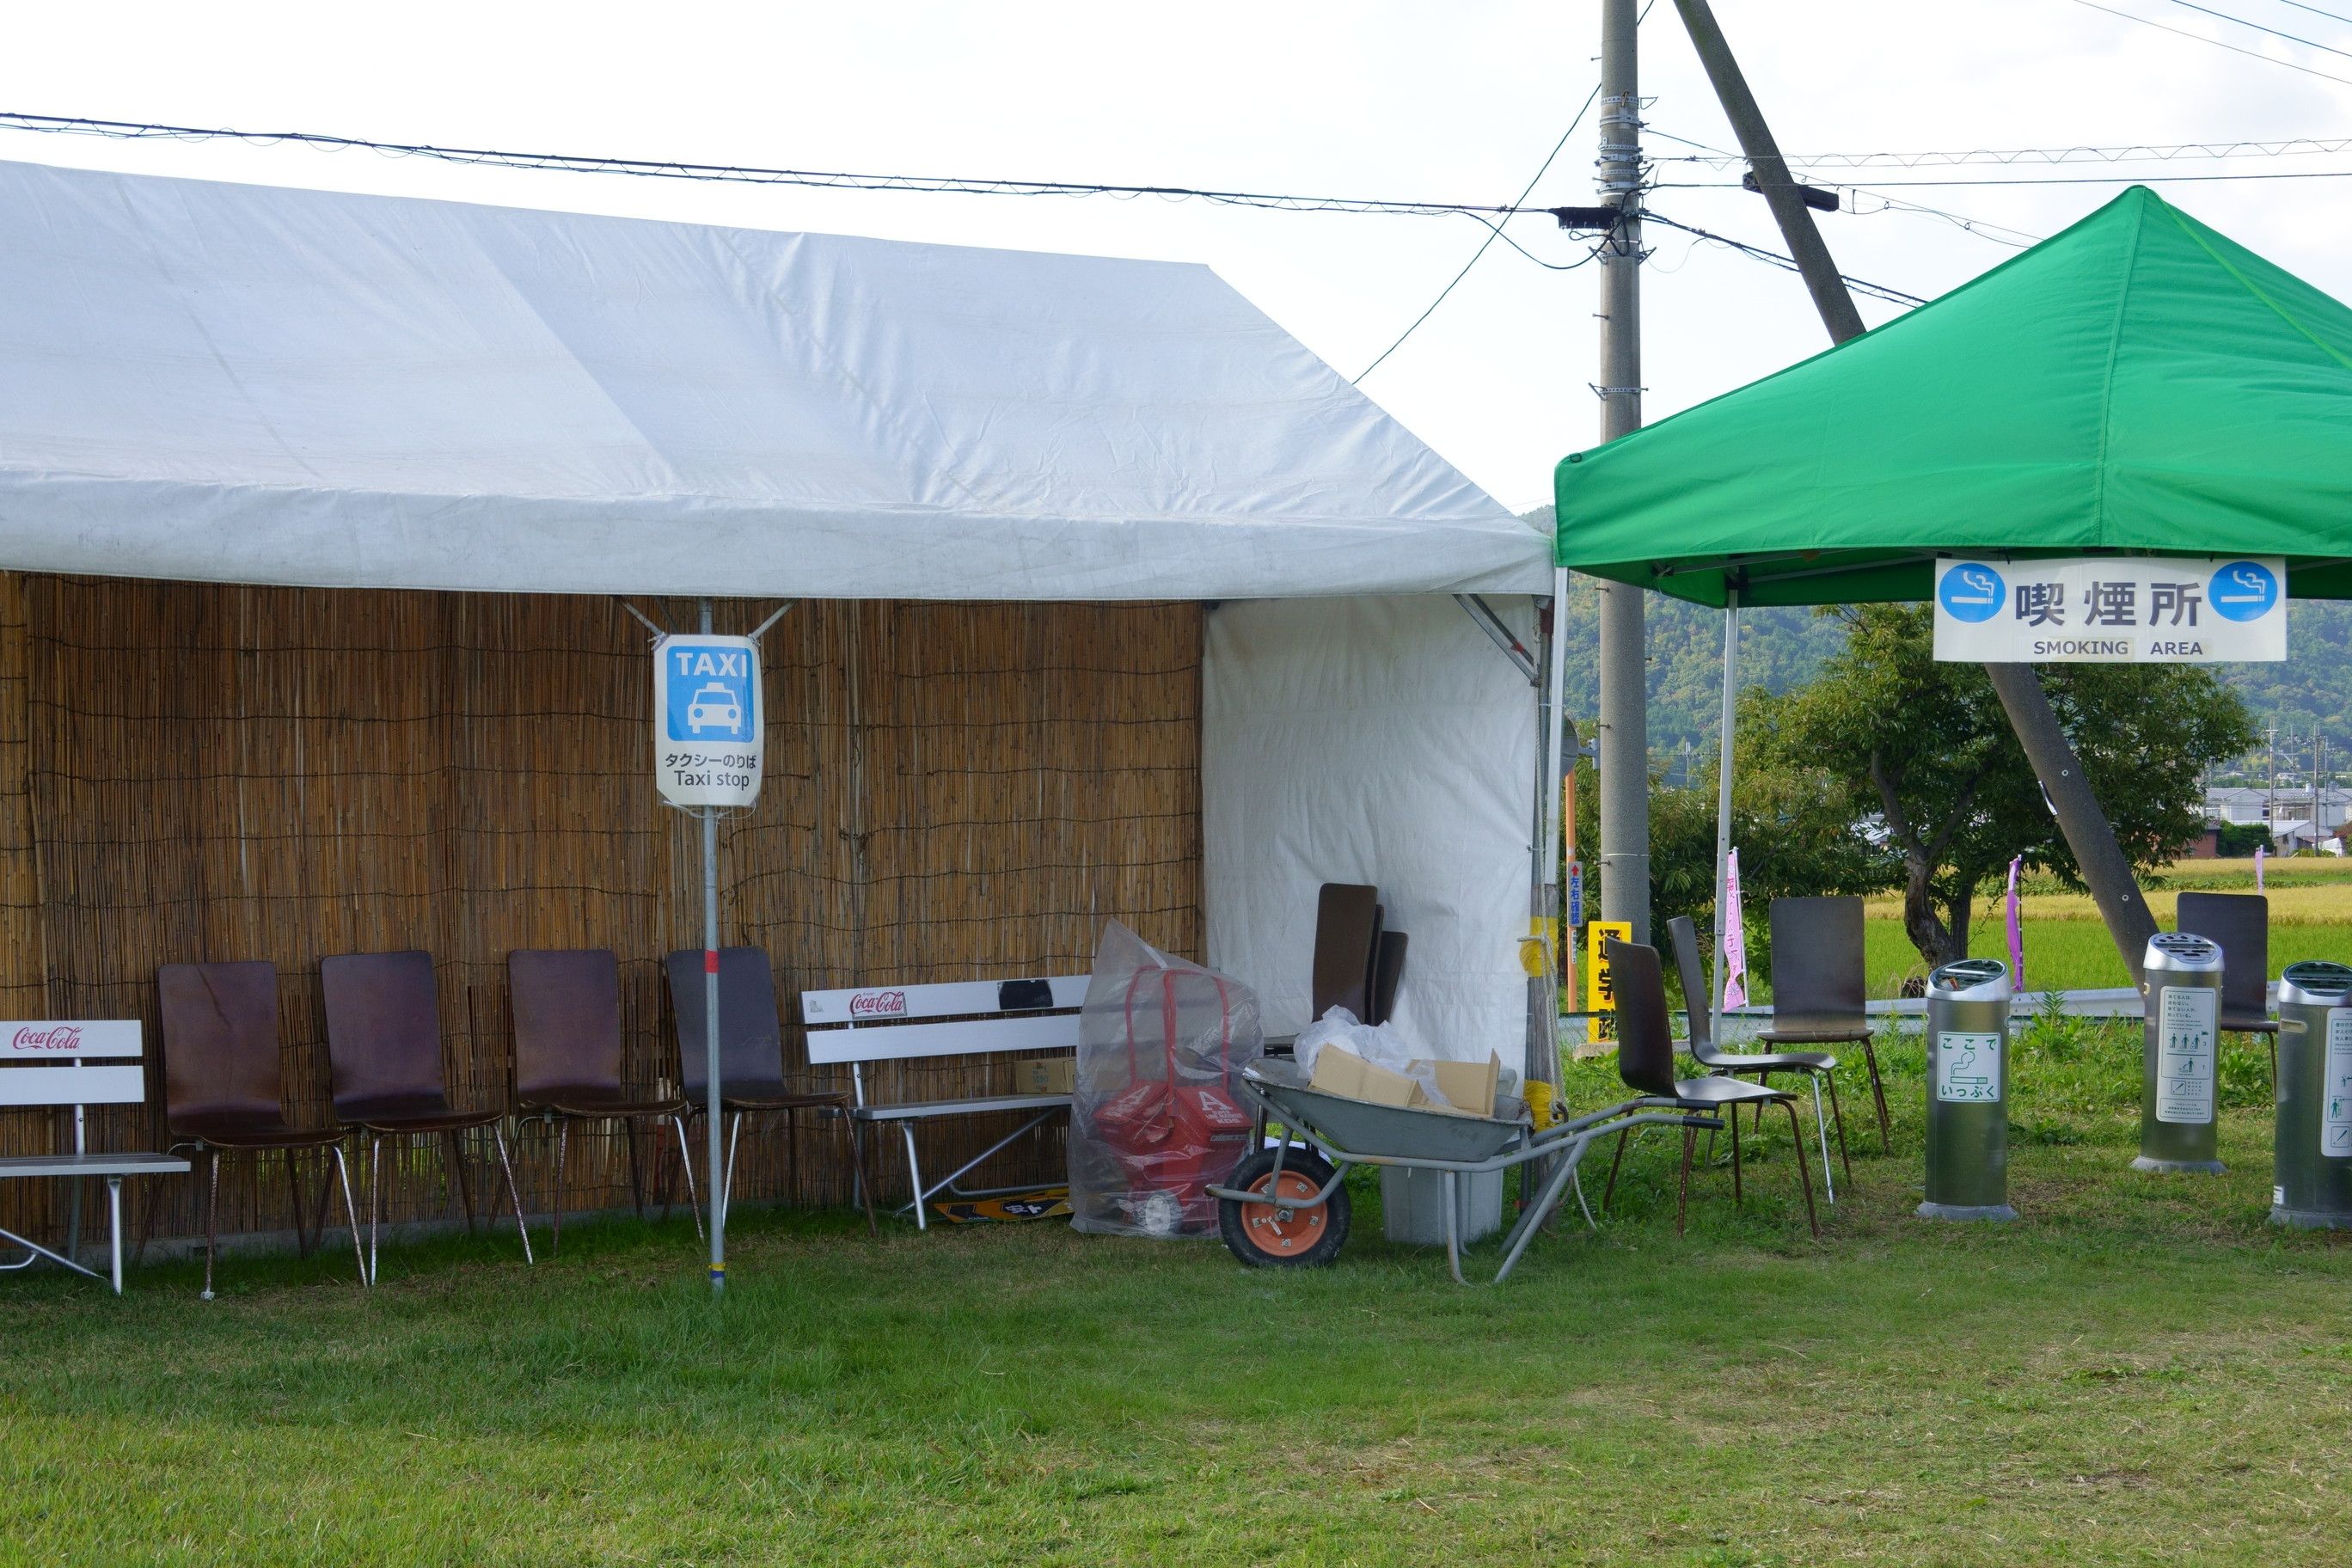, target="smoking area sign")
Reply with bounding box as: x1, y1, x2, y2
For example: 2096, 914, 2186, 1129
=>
653, 634, 763, 808
1932, 555, 2286, 664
